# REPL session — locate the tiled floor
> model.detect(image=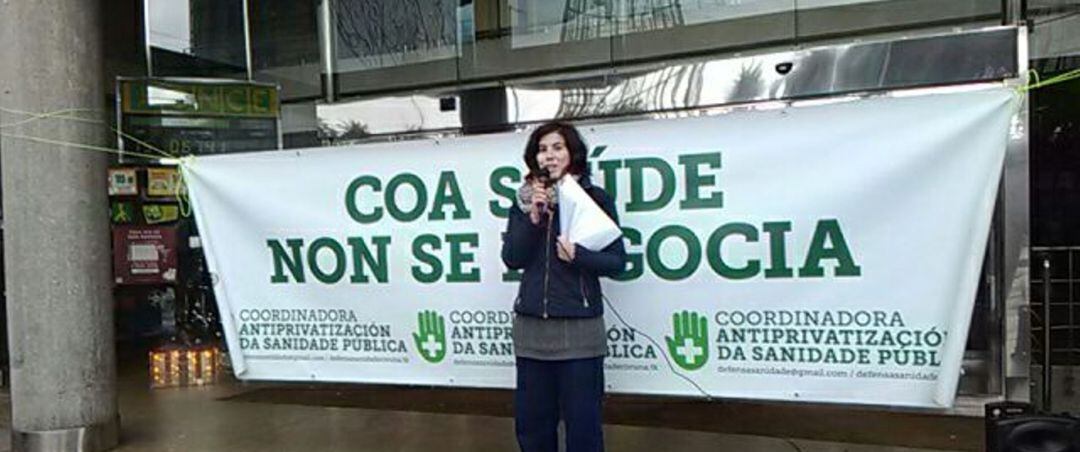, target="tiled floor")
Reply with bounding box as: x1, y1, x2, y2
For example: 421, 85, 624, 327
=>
0, 390, 968, 452
114, 386, 963, 452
